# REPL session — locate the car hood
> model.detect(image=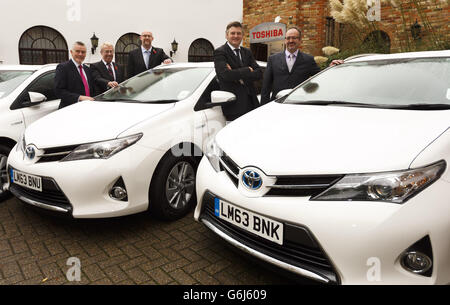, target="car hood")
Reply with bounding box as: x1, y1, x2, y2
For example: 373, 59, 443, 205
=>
25, 101, 174, 148
216, 102, 449, 175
